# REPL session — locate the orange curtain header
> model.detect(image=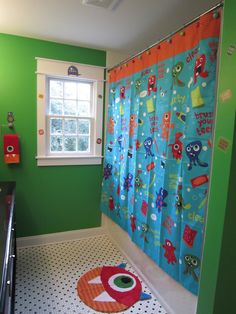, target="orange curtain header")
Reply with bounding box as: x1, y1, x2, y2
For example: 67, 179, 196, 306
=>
109, 9, 222, 83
